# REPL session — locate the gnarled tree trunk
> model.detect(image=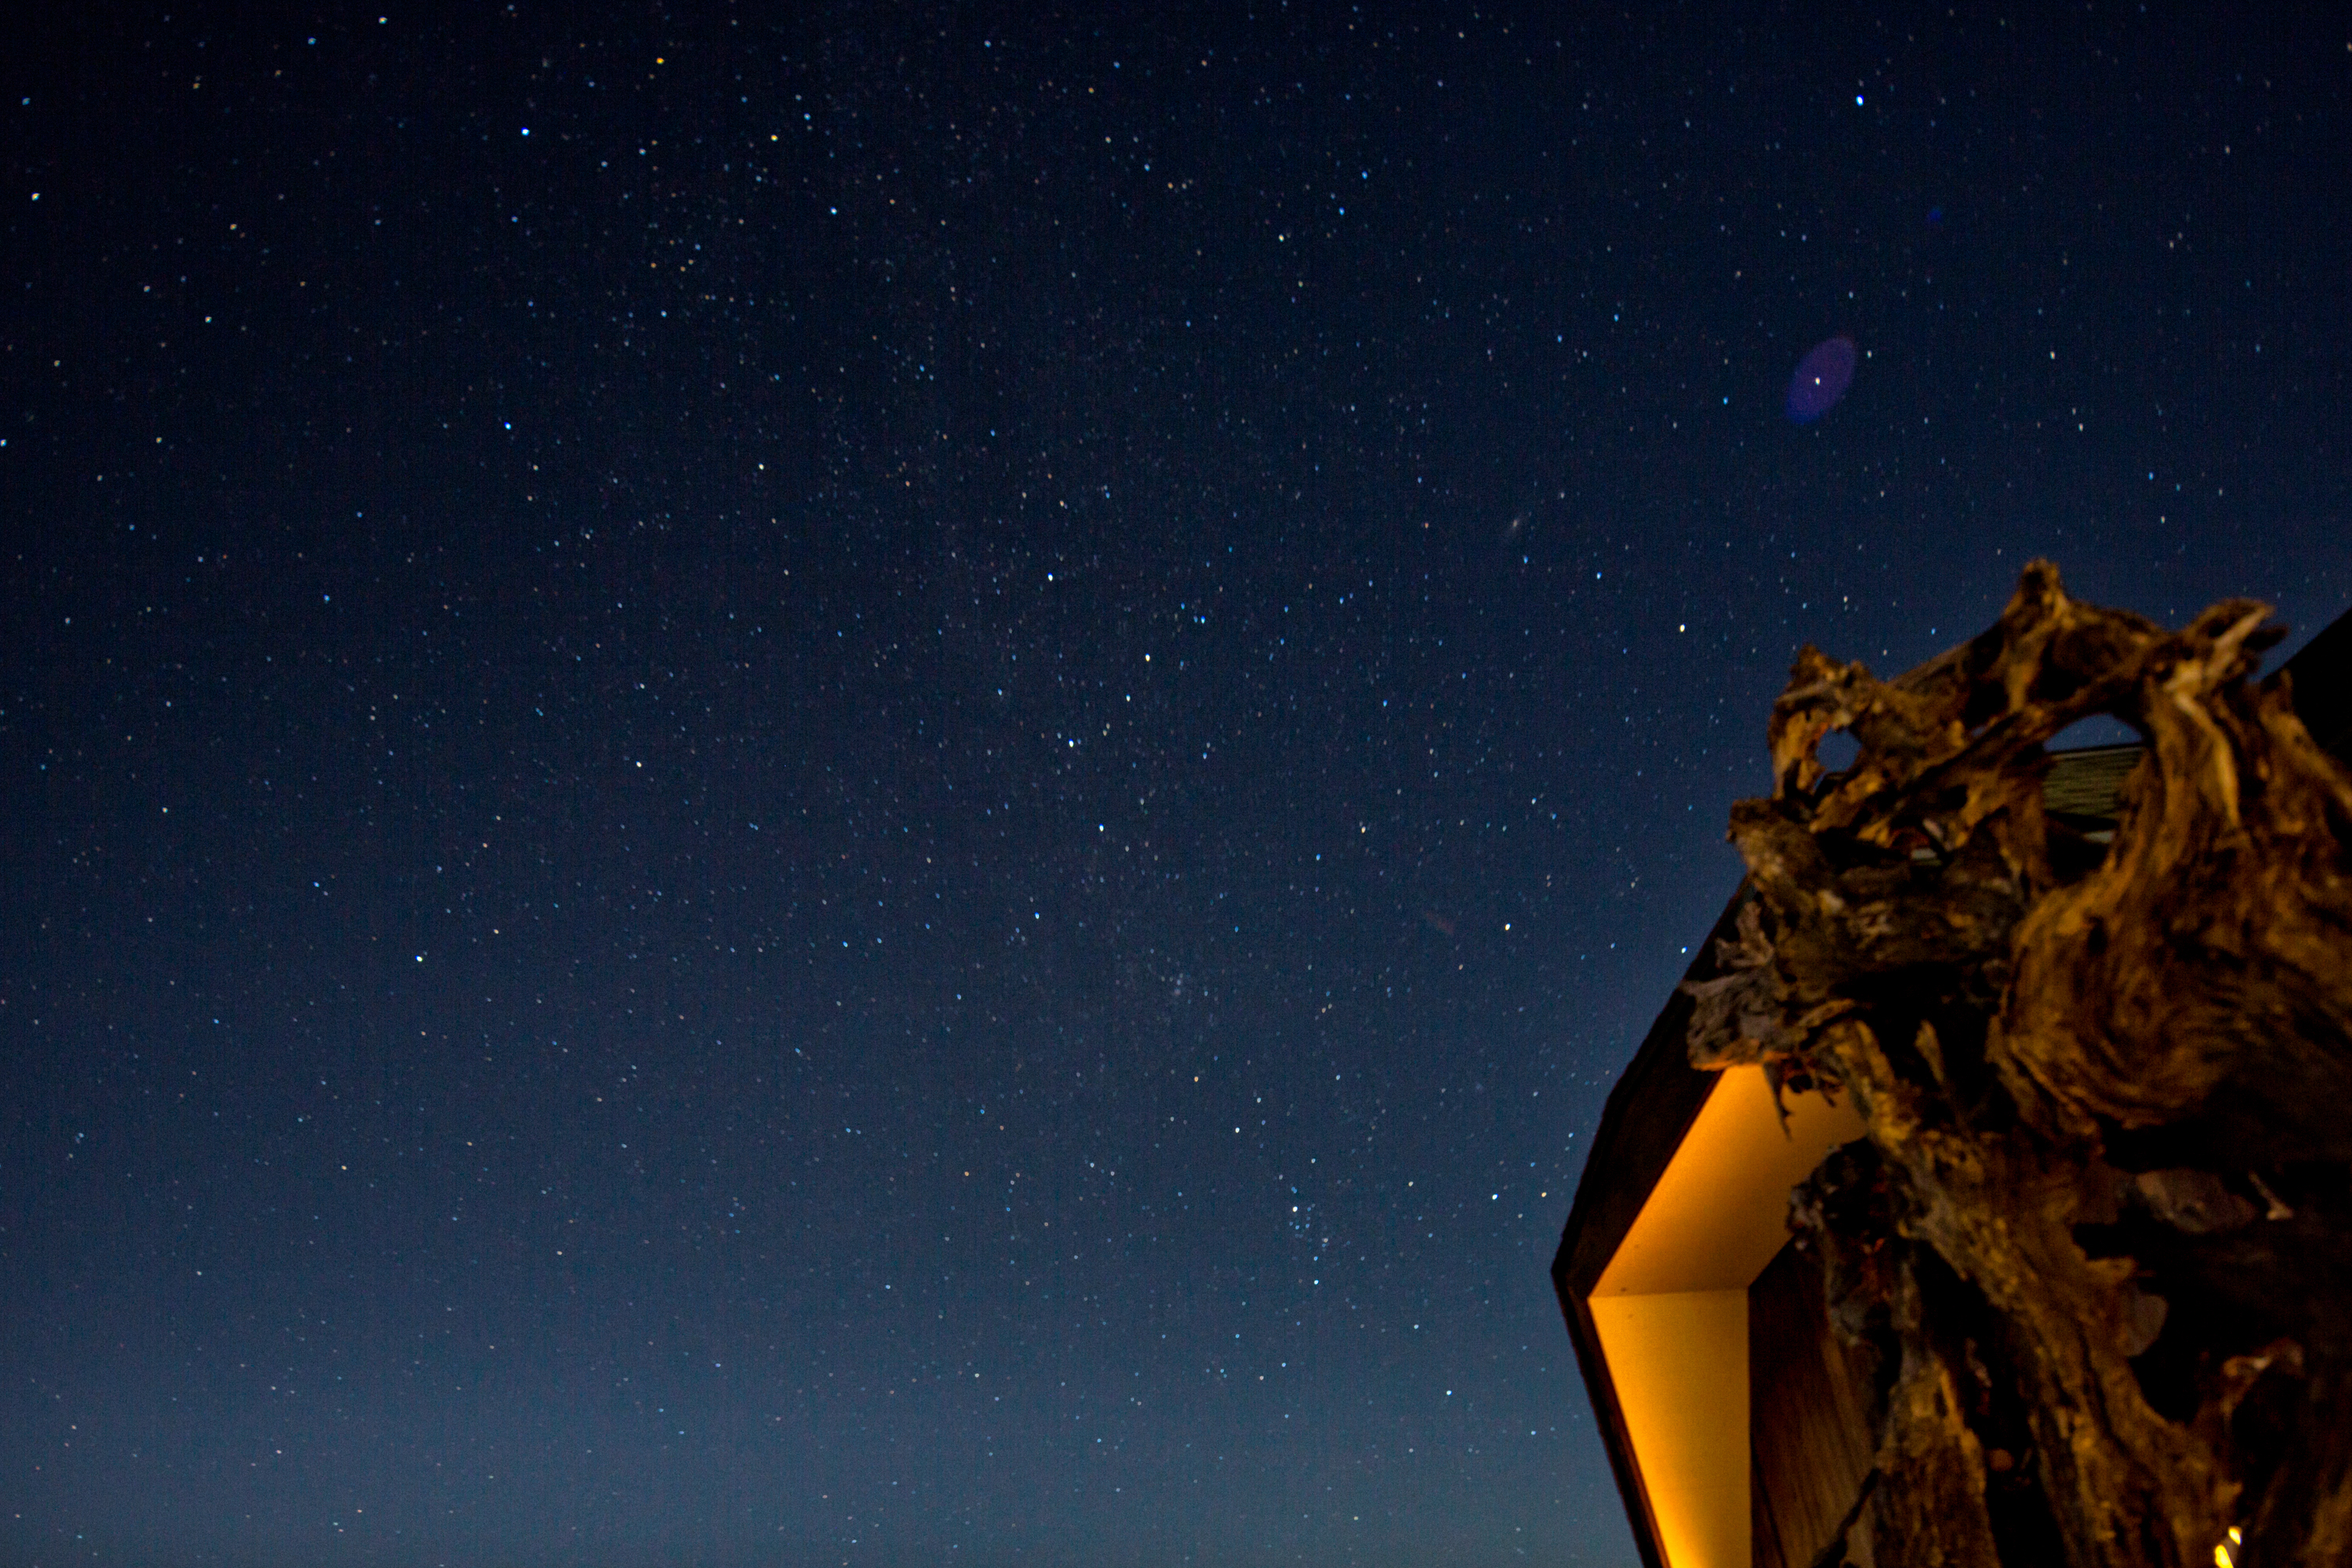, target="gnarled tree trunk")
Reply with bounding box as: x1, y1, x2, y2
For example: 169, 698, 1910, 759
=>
1686, 562, 2352, 1568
